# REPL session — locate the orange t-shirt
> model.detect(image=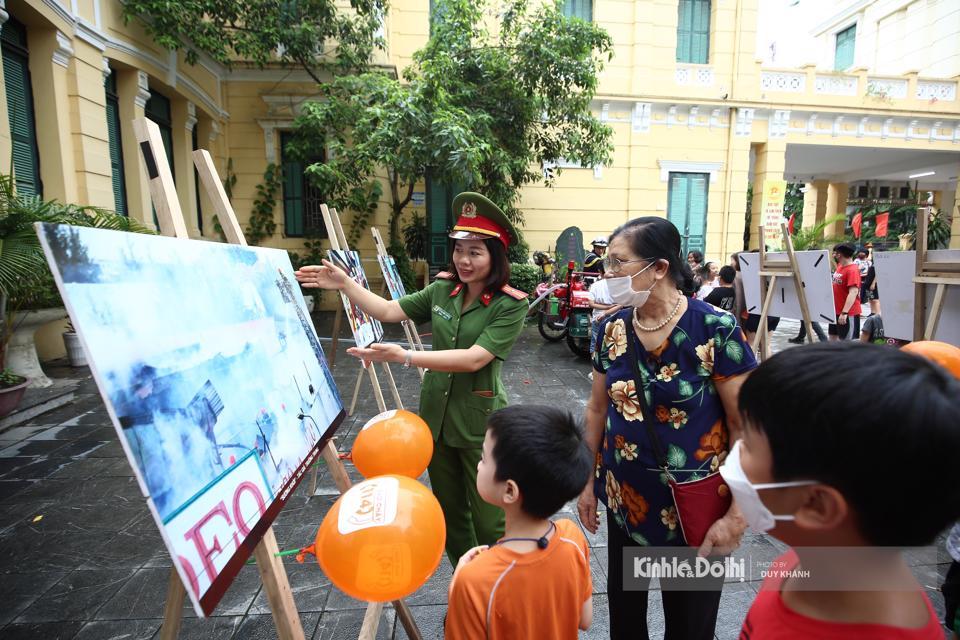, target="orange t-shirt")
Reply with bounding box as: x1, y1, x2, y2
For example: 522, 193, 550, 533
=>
445, 519, 592, 640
